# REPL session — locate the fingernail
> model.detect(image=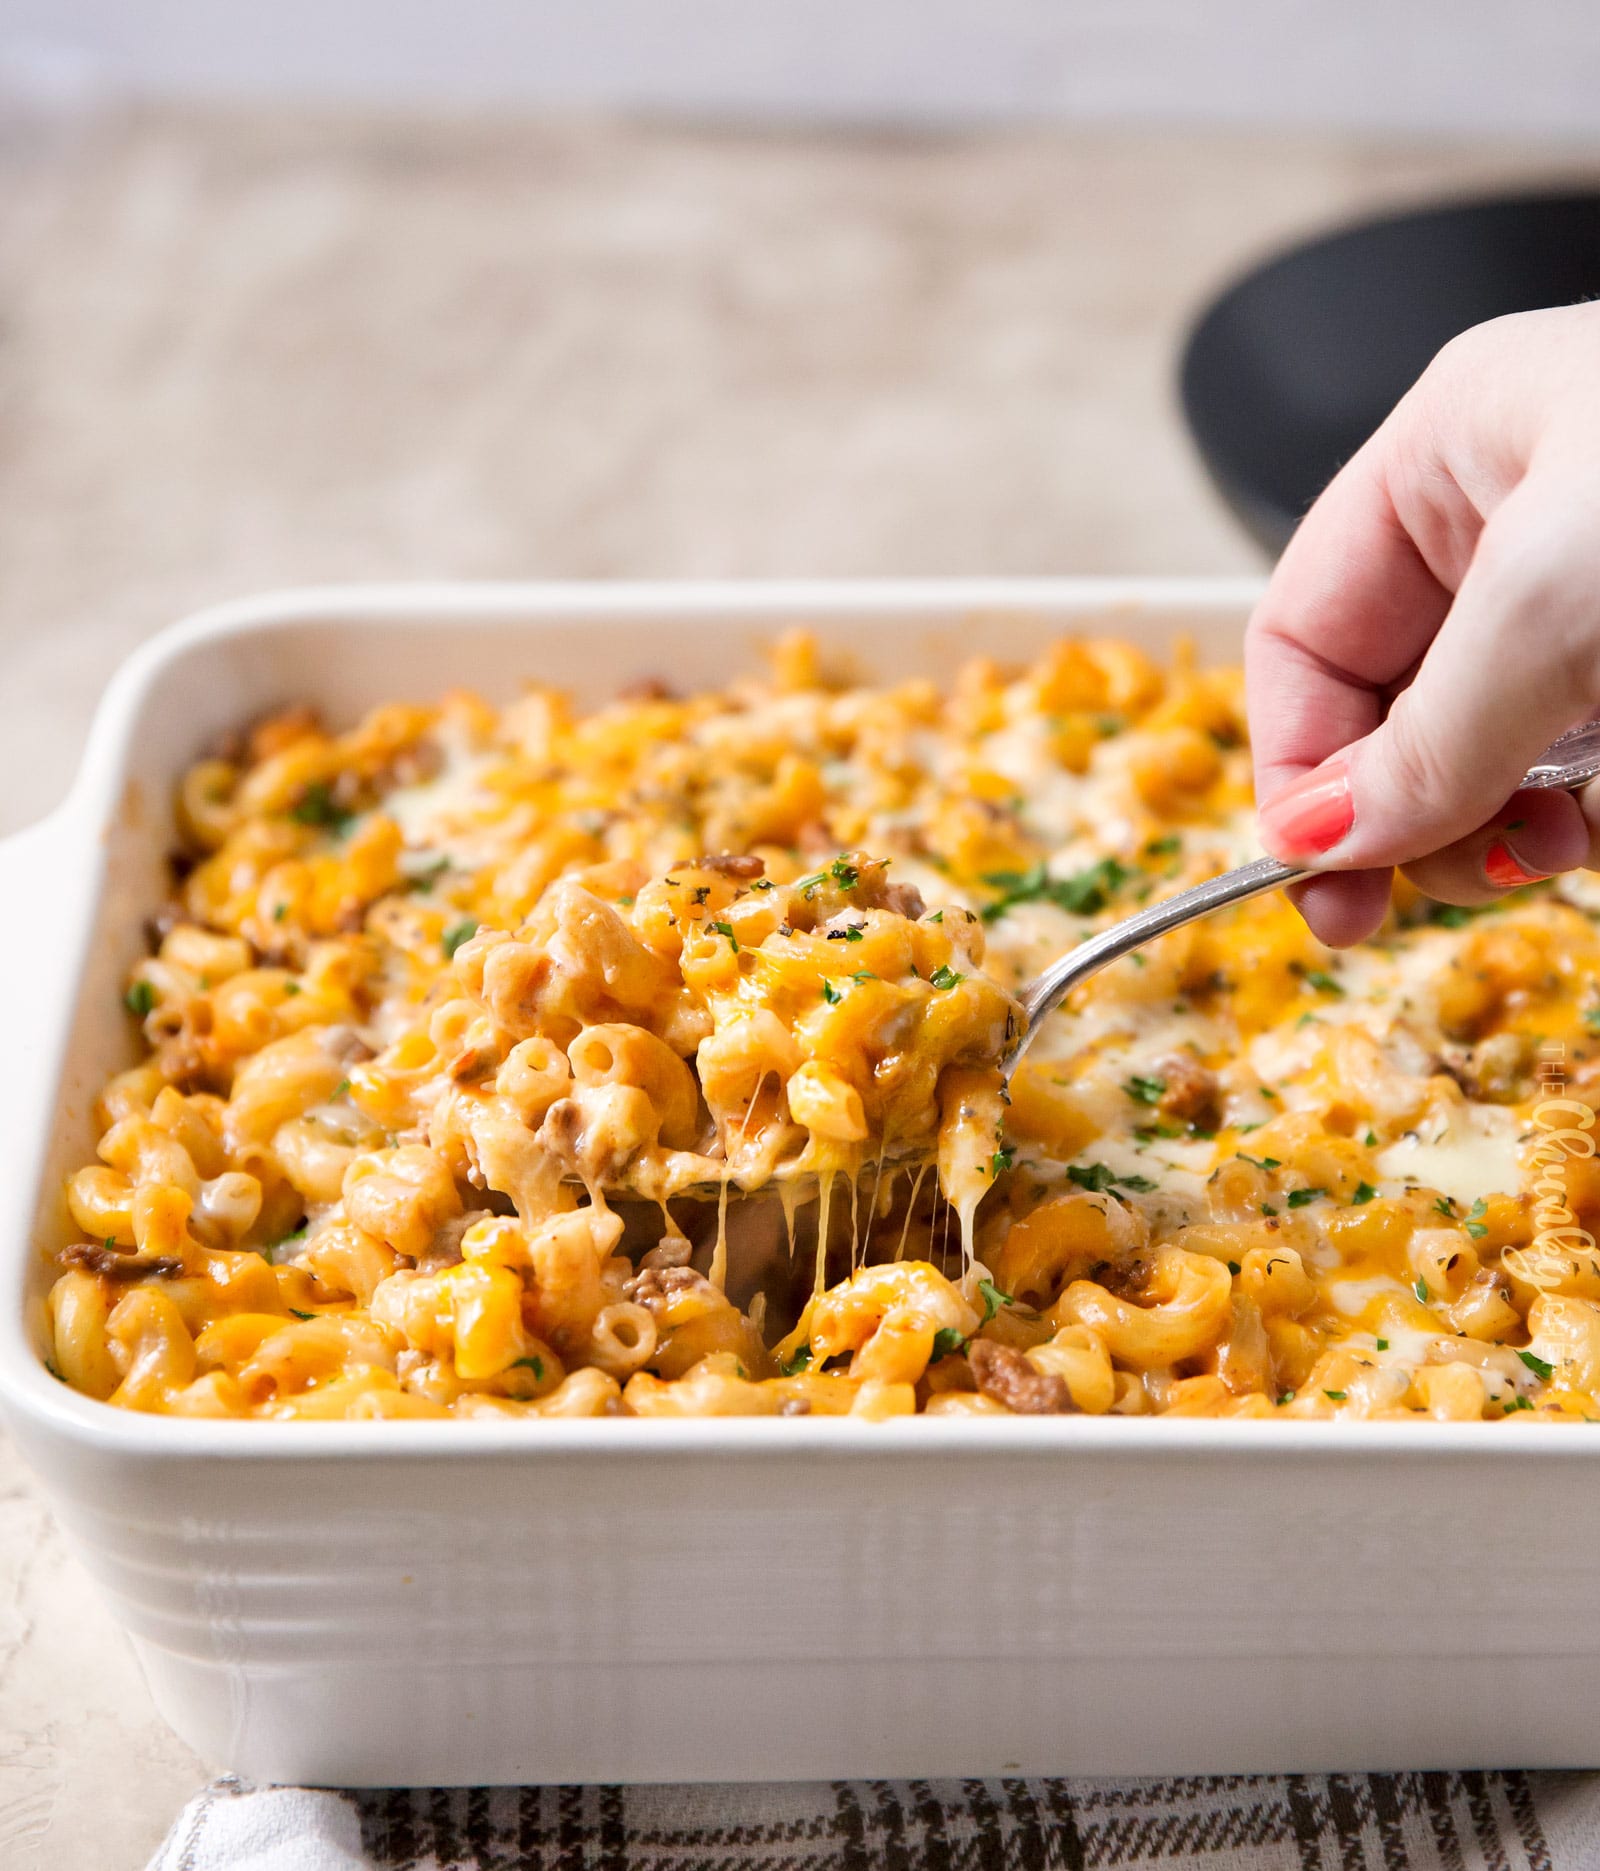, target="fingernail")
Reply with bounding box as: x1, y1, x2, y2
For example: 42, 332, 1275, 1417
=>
1259, 757, 1354, 858
1484, 839, 1551, 890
